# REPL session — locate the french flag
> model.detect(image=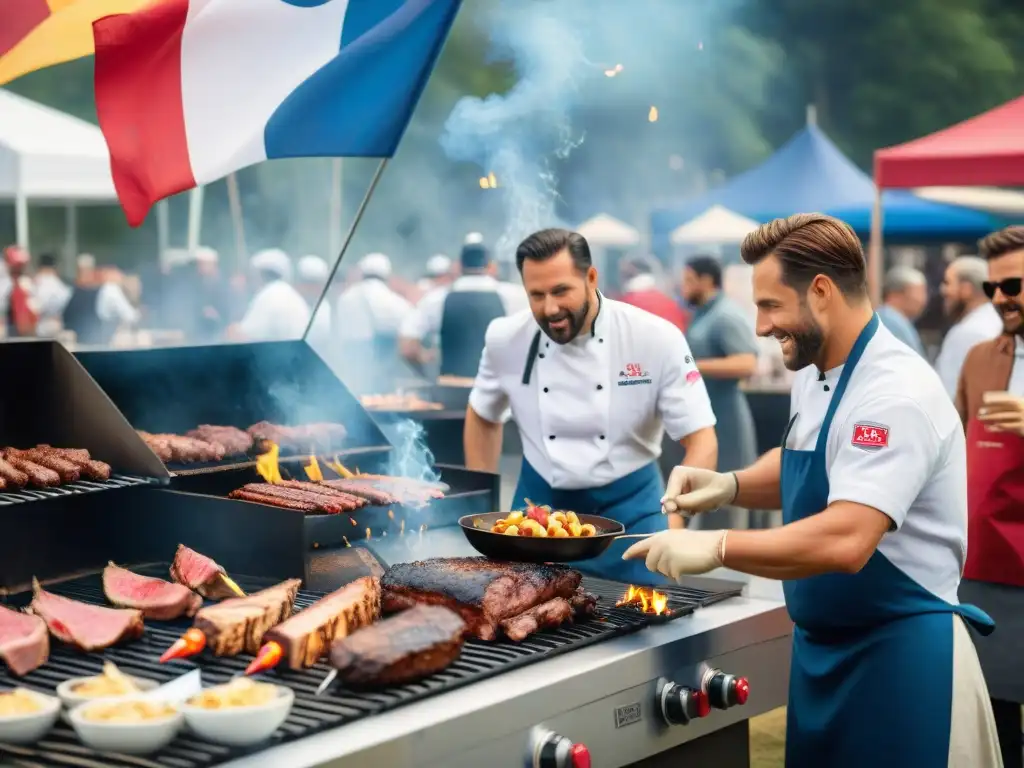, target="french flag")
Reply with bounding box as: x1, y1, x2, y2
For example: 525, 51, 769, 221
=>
93, 0, 461, 225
